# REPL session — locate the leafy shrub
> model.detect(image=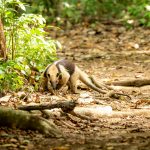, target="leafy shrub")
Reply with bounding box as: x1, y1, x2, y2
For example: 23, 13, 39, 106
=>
126, 1, 150, 27
0, 60, 24, 92
0, 0, 59, 92
6, 13, 57, 70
